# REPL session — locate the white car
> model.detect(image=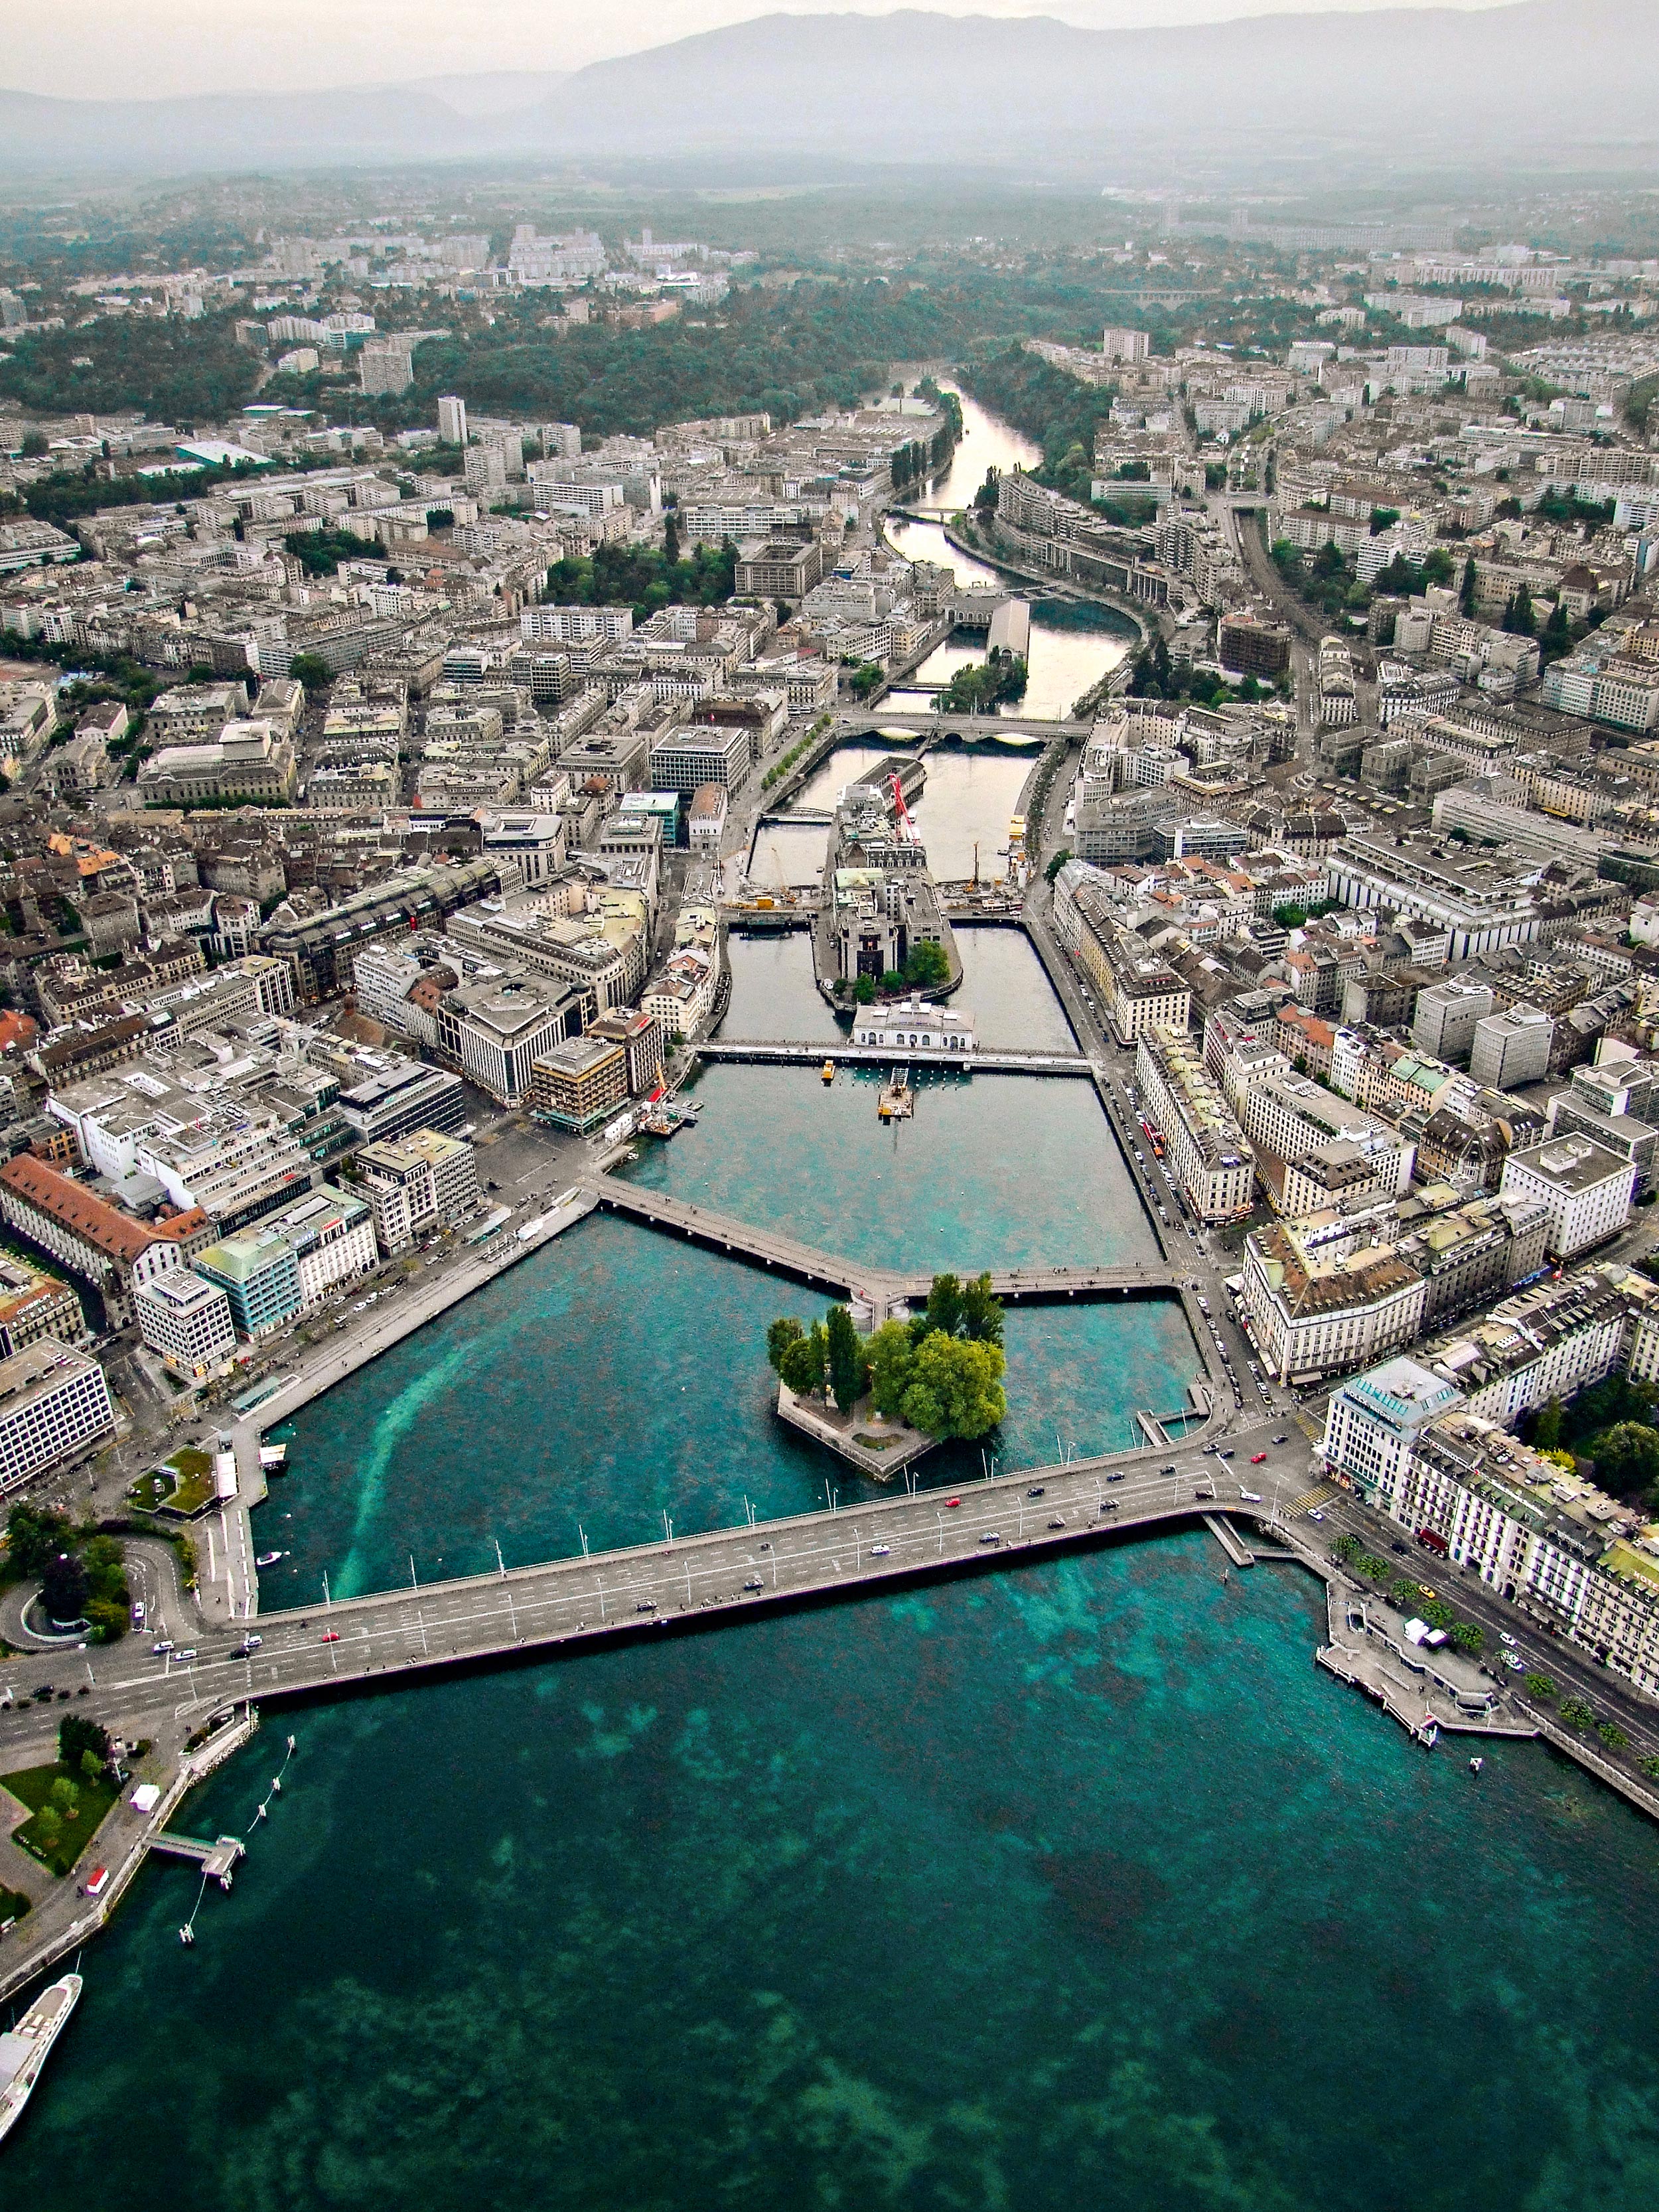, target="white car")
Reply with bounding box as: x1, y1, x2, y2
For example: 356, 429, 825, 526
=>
869, 1544, 891, 1558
